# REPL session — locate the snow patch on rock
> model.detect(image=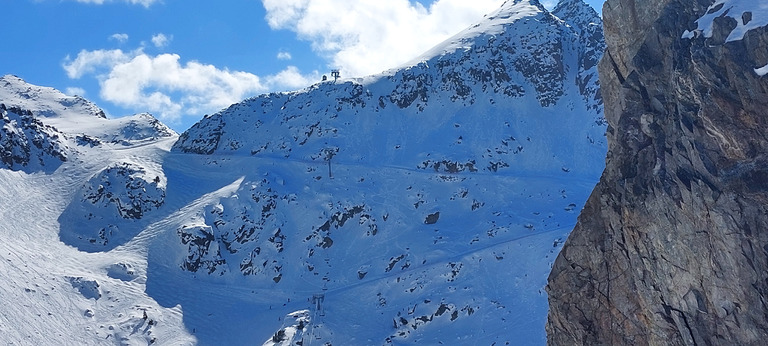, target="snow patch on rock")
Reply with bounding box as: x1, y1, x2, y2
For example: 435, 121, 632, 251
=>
684, 0, 768, 42
263, 310, 311, 346
756, 63, 768, 76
